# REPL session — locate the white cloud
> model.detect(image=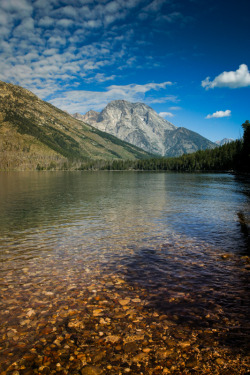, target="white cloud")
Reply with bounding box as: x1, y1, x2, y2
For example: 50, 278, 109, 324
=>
58, 6, 78, 19
13, 17, 35, 36
33, 0, 52, 11
105, 1, 120, 14
57, 18, 74, 28
159, 112, 174, 118
162, 12, 183, 23
202, 64, 250, 89
0, 0, 32, 17
0, 11, 9, 26
0, 0, 181, 103
147, 96, 178, 104
143, 0, 165, 13
169, 106, 181, 110
49, 81, 175, 113
43, 48, 59, 56
48, 36, 67, 46
108, 82, 172, 94
205, 110, 231, 119
38, 16, 54, 27
85, 73, 116, 83
0, 25, 11, 38
85, 19, 102, 28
